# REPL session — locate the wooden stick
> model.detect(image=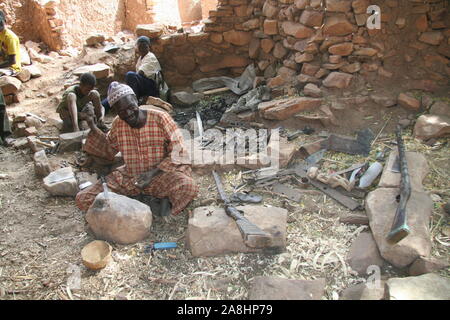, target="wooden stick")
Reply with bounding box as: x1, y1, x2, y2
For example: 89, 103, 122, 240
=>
371, 115, 392, 147
203, 87, 230, 95
35, 140, 53, 148
38, 136, 59, 141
